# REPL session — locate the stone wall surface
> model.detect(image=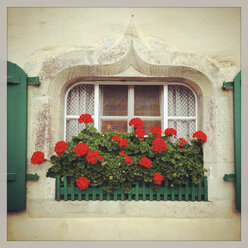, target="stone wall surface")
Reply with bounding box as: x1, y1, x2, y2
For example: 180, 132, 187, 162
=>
7, 7, 241, 241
